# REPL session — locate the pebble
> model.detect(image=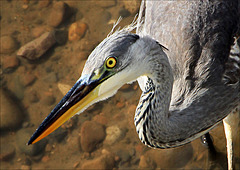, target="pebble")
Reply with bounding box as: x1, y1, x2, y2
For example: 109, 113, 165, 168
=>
0, 143, 15, 161
17, 31, 56, 60
138, 155, 156, 169
0, 36, 18, 54
93, 114, 108, 125
116, 102, 125, 108
81, 152, 115, 169
41, 155, 50, 162
16, 129, 47, 156
2, 55, 19, 73
120, 84, 132, 91
104, 125, 123, 145
68, 22, 88, 41
0, 89, 24, 130
57, 83, 71, 95
48, 2, 71, 27
121, 0, 140, 14
80, 120, 105, 152
20, 165, 31, 170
